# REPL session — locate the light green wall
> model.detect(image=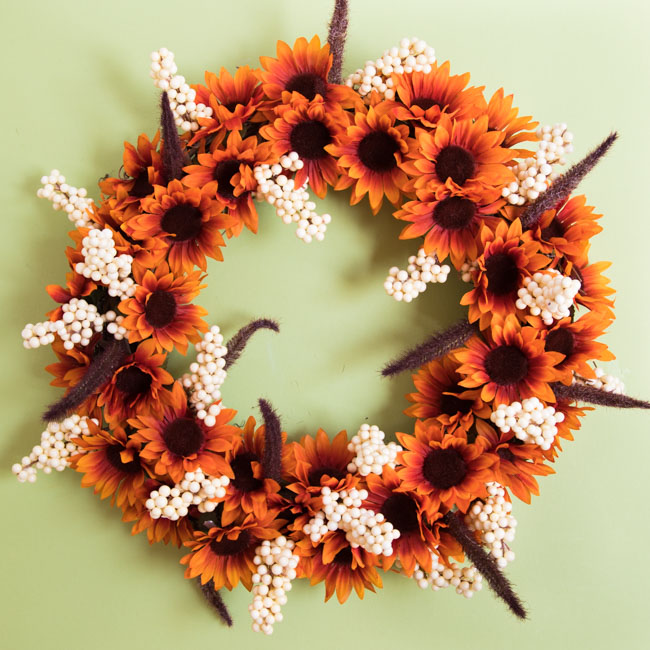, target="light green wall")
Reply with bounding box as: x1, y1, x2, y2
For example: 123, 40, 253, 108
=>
1, 1, 649, 648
